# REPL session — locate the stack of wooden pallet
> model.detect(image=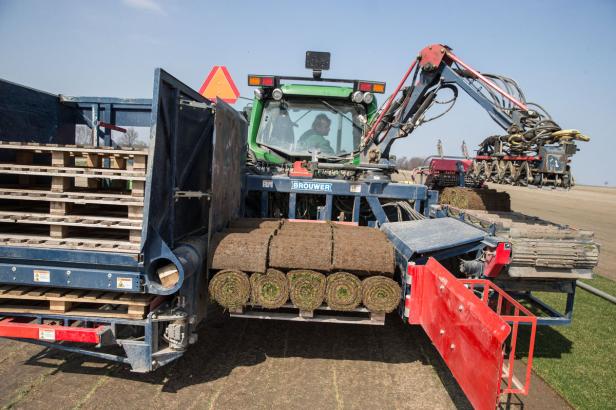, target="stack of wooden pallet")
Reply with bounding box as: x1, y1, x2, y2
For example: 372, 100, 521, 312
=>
0, 285, 155, 319
449, 208, 600, 272
0, 141, 148, 254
